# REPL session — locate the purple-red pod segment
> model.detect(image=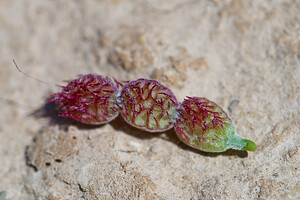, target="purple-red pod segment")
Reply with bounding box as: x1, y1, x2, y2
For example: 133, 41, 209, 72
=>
174, 97, 257, 152
117, 78, 179, 132
49, 74, 119, 125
